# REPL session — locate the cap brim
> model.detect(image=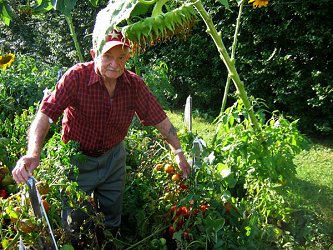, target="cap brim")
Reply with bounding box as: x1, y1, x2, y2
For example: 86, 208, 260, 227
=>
102, 41, 130, 54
